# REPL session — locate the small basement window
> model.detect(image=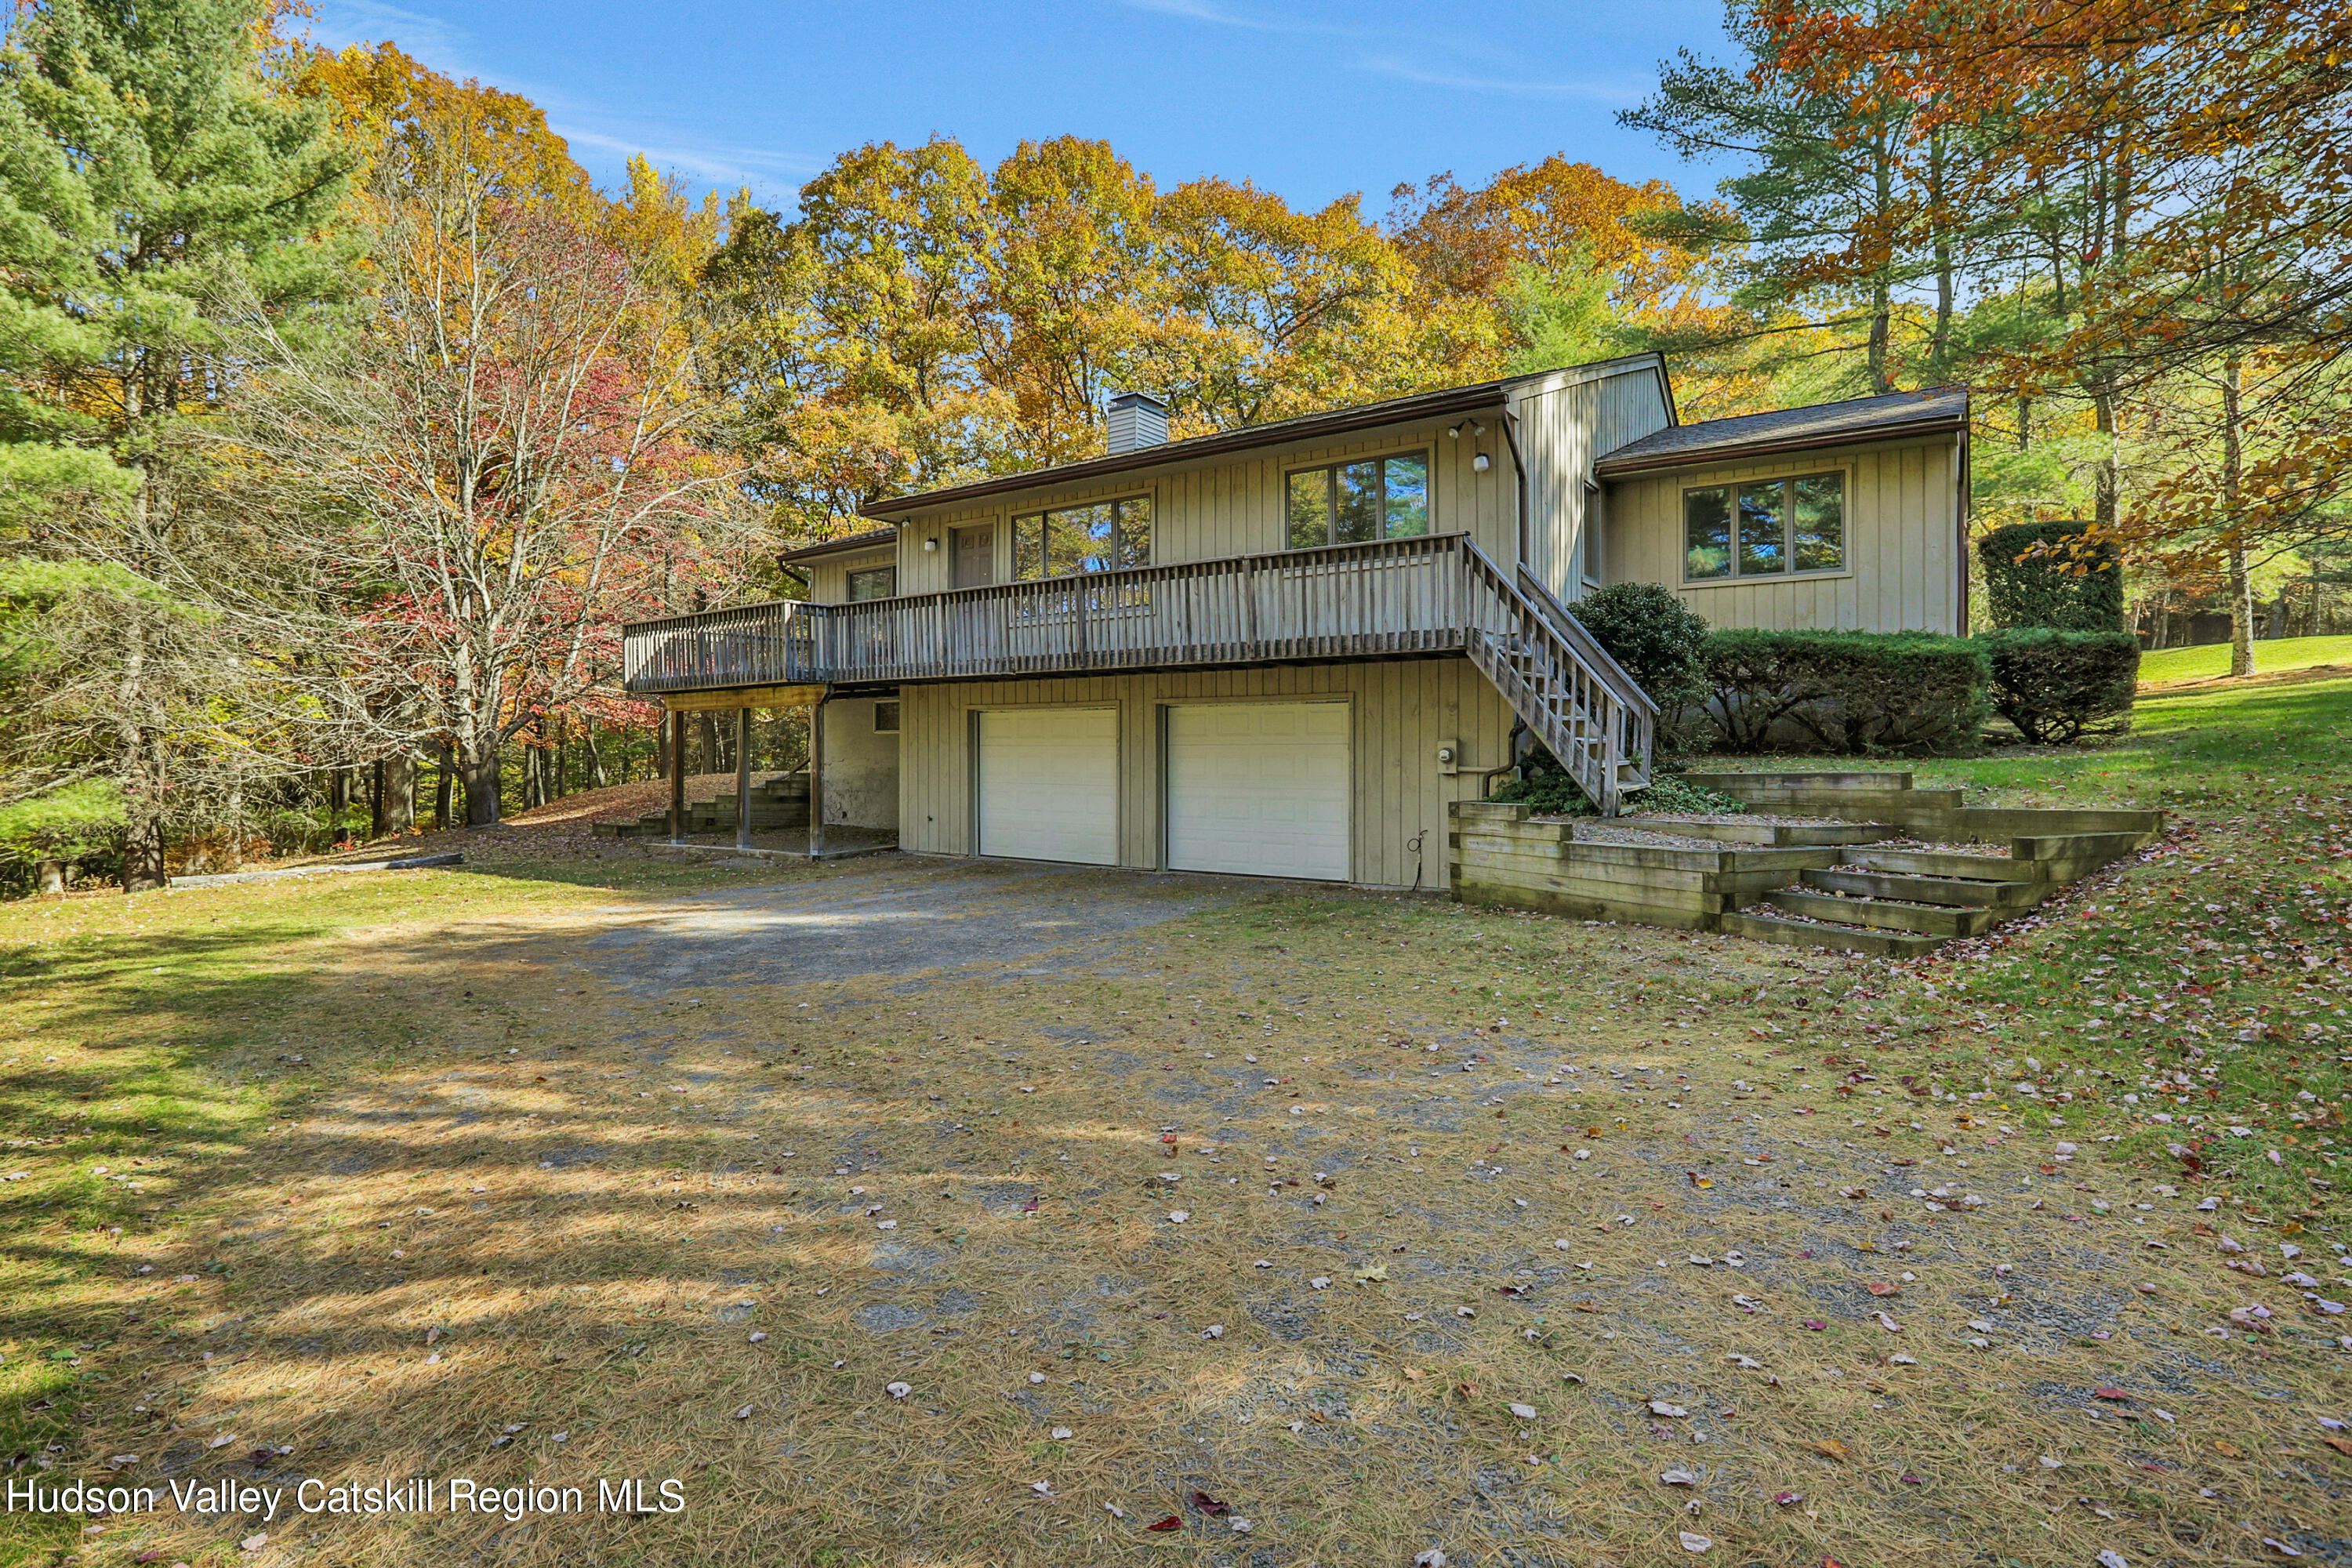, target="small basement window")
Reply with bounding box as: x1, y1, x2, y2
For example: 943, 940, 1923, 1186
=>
847, 564, 897, 601
1287, 452, 1429, 549
1684, 471, 1844, 581
873, 700, 901, 734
